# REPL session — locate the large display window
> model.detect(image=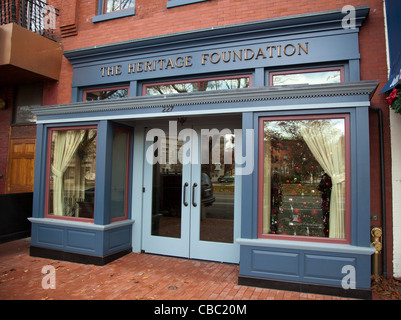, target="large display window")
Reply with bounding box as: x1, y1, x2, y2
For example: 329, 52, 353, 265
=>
258, 114, 350, 242
45, 126, 98, 221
